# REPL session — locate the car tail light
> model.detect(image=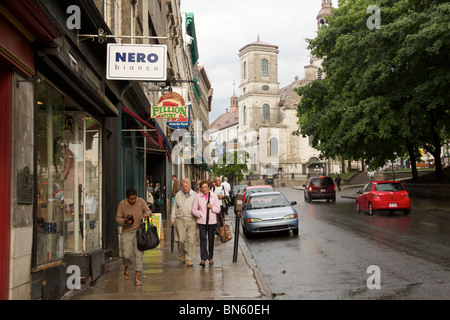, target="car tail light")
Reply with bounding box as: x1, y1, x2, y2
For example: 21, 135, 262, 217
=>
309, 186, 312, 192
